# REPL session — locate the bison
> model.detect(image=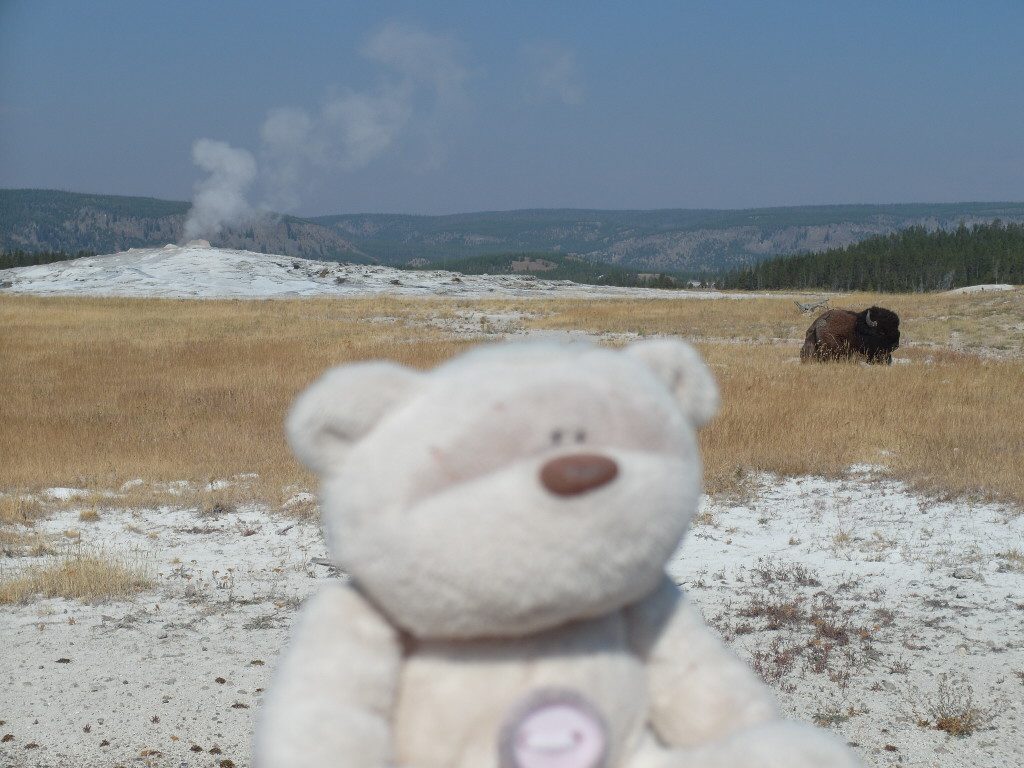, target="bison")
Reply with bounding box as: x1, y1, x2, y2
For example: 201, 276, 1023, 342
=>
800, 306, 900, 364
